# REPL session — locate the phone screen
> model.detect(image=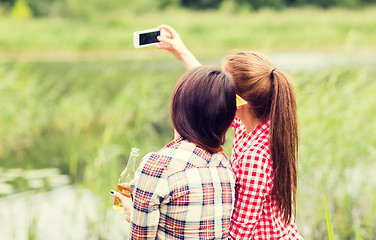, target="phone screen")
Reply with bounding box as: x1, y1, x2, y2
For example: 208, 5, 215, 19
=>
139, 30, 160, 46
